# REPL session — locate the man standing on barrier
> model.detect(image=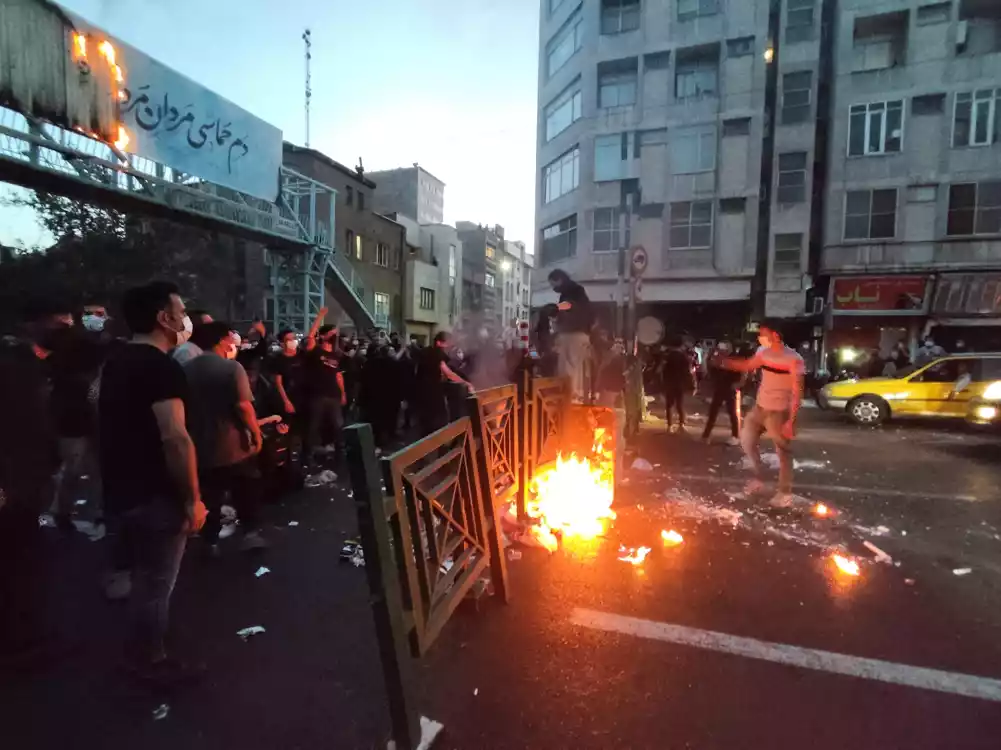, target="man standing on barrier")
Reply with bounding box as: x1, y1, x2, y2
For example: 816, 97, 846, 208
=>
548, 269, 593, 401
